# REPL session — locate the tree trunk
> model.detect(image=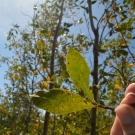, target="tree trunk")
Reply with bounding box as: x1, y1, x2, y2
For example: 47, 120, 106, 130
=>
90, 33, 99, 135
87, 0, 99, 134
42, 0, 65, 134
43, 112, 50, 135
